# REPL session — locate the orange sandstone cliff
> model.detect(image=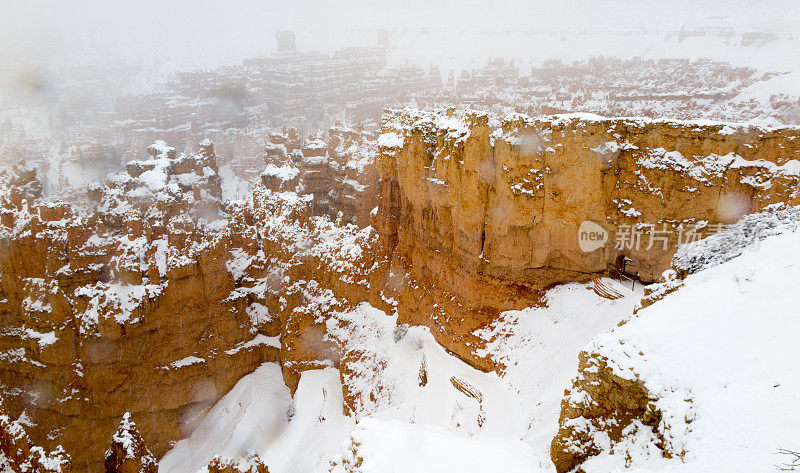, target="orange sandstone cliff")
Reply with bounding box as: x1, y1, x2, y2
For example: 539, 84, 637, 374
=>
0, 142, 279, 471
372, 109, 799, 368
0, 109, 798, 471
